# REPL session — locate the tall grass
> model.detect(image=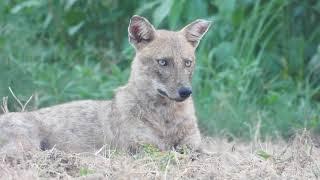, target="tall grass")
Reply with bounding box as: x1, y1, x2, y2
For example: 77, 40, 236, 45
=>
0, 0, 319, 138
